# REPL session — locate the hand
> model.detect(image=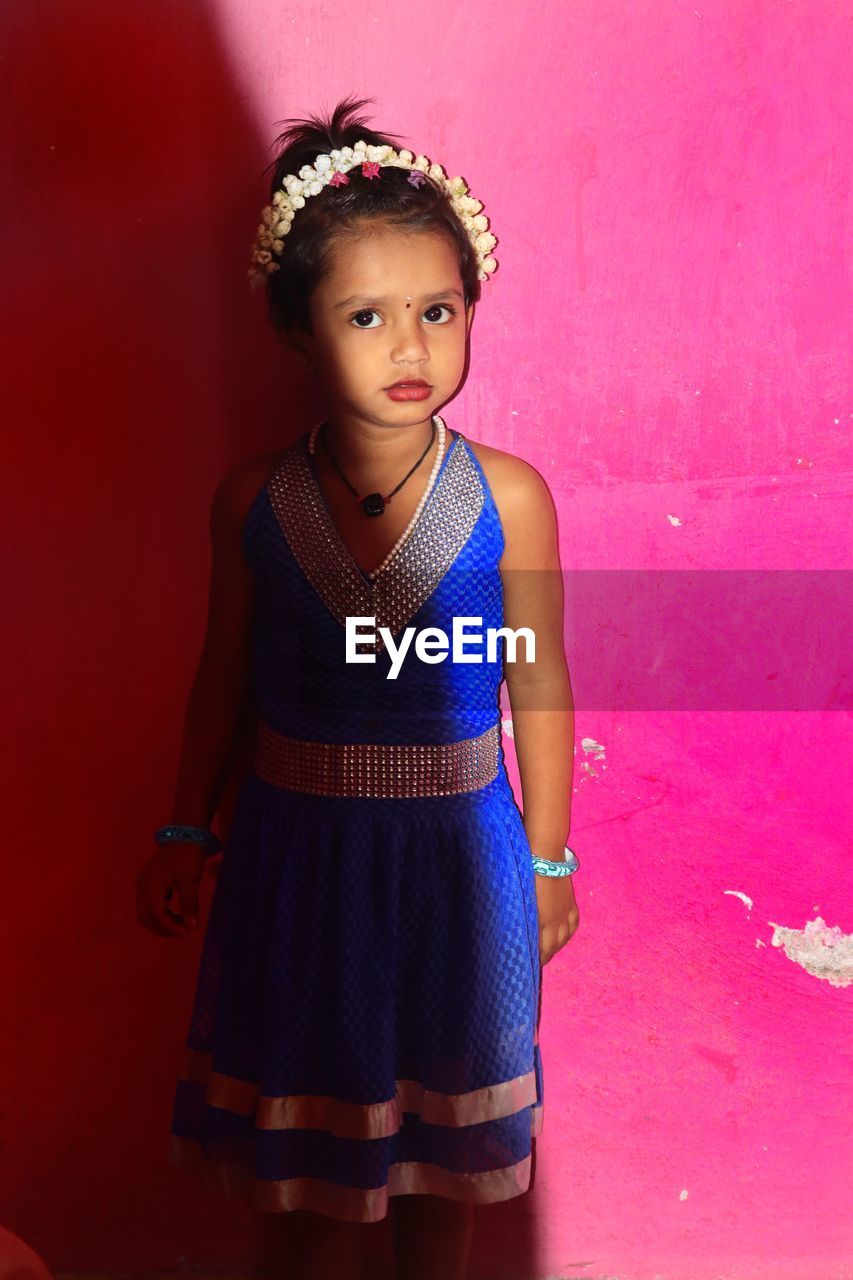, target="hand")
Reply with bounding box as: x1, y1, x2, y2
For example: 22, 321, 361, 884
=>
534, 871, 579, 966
136, 842, 207, 938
